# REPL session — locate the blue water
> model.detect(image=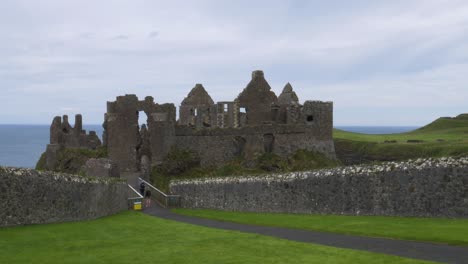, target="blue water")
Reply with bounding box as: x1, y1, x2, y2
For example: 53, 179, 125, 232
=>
0, 125, 103, 169
0, 125, 418, 168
